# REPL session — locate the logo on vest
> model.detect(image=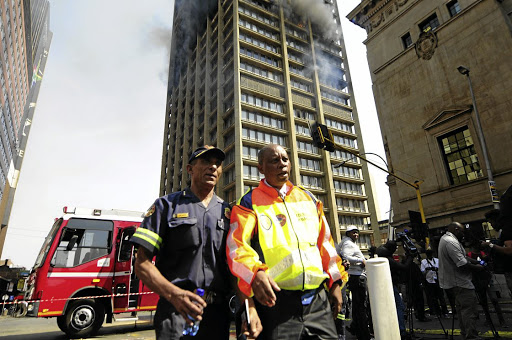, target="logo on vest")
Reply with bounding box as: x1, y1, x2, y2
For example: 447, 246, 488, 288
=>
260, 214, 273, 230
276, 214, 287, 227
